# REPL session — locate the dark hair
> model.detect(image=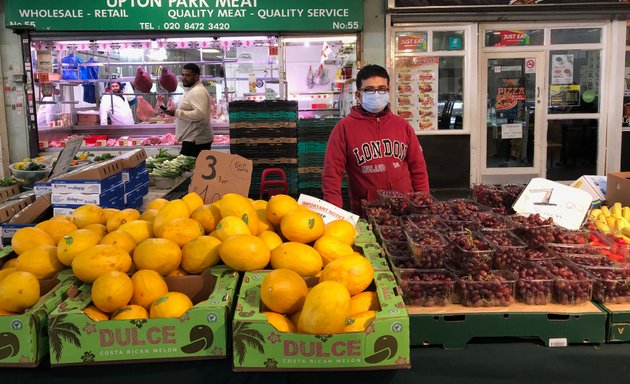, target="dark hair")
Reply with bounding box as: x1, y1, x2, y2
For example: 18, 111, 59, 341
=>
356, 64, 390, 89
183, 63, 201, 75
